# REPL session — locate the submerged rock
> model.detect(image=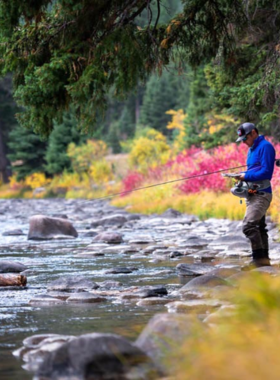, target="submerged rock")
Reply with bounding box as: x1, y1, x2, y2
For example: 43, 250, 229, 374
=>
47, 276, 99, 292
